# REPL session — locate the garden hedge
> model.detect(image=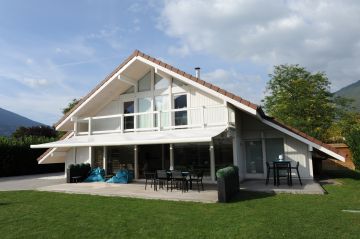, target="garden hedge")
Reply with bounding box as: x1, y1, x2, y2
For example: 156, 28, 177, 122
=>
0, 136, 64, 177
216, 165, 239, 203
